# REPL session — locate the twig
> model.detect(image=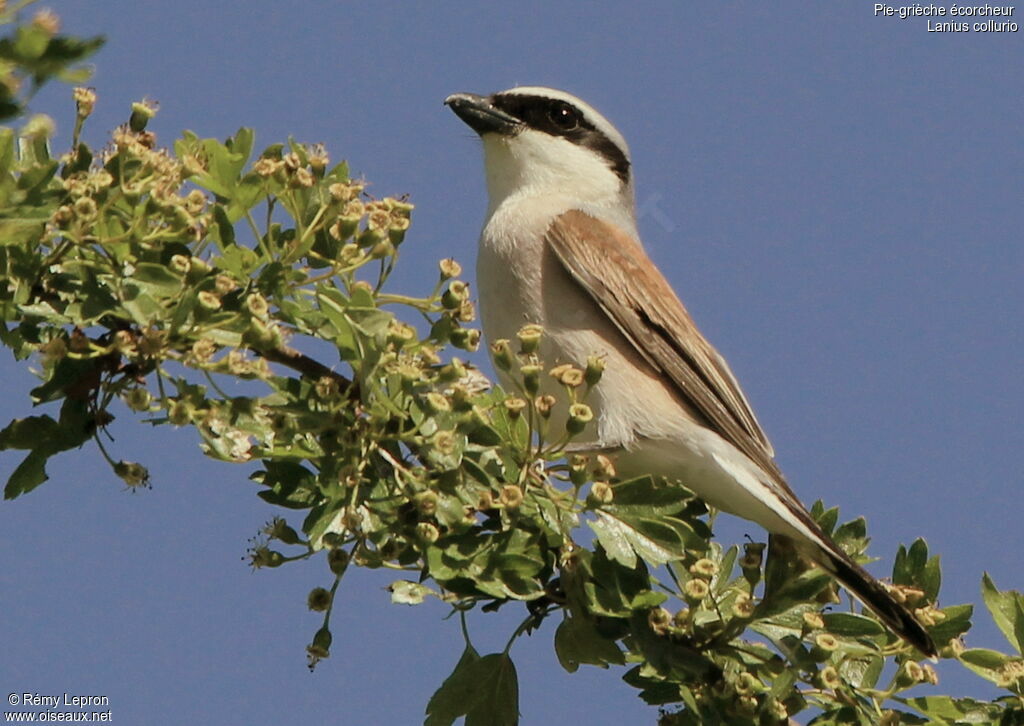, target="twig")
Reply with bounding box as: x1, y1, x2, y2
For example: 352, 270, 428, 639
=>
255, 345, 358, 396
